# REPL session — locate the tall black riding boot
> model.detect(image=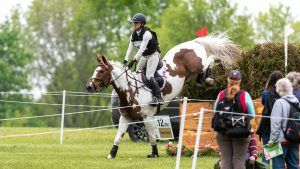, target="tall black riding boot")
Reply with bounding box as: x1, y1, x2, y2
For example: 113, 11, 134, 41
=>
205, 66, 214, 85
147, 144, 159, 158
149, 77, 164, 106
196, 73, 205, 85
107, 145, 118, 159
